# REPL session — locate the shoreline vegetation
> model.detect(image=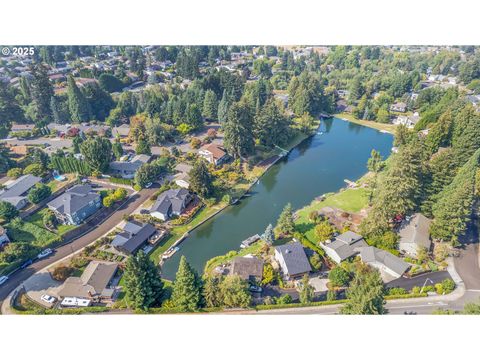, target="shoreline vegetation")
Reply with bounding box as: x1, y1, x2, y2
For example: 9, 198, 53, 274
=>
334, 112, 397, 134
